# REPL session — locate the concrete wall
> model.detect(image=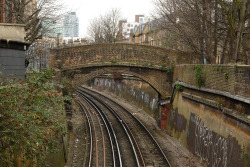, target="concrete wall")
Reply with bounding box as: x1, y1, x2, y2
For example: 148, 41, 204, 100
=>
0, 47, 26, 80
0, 24, 28, 80
165, 65, 250, 167
167, 90, 249, 167
0, 23, 26, 41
